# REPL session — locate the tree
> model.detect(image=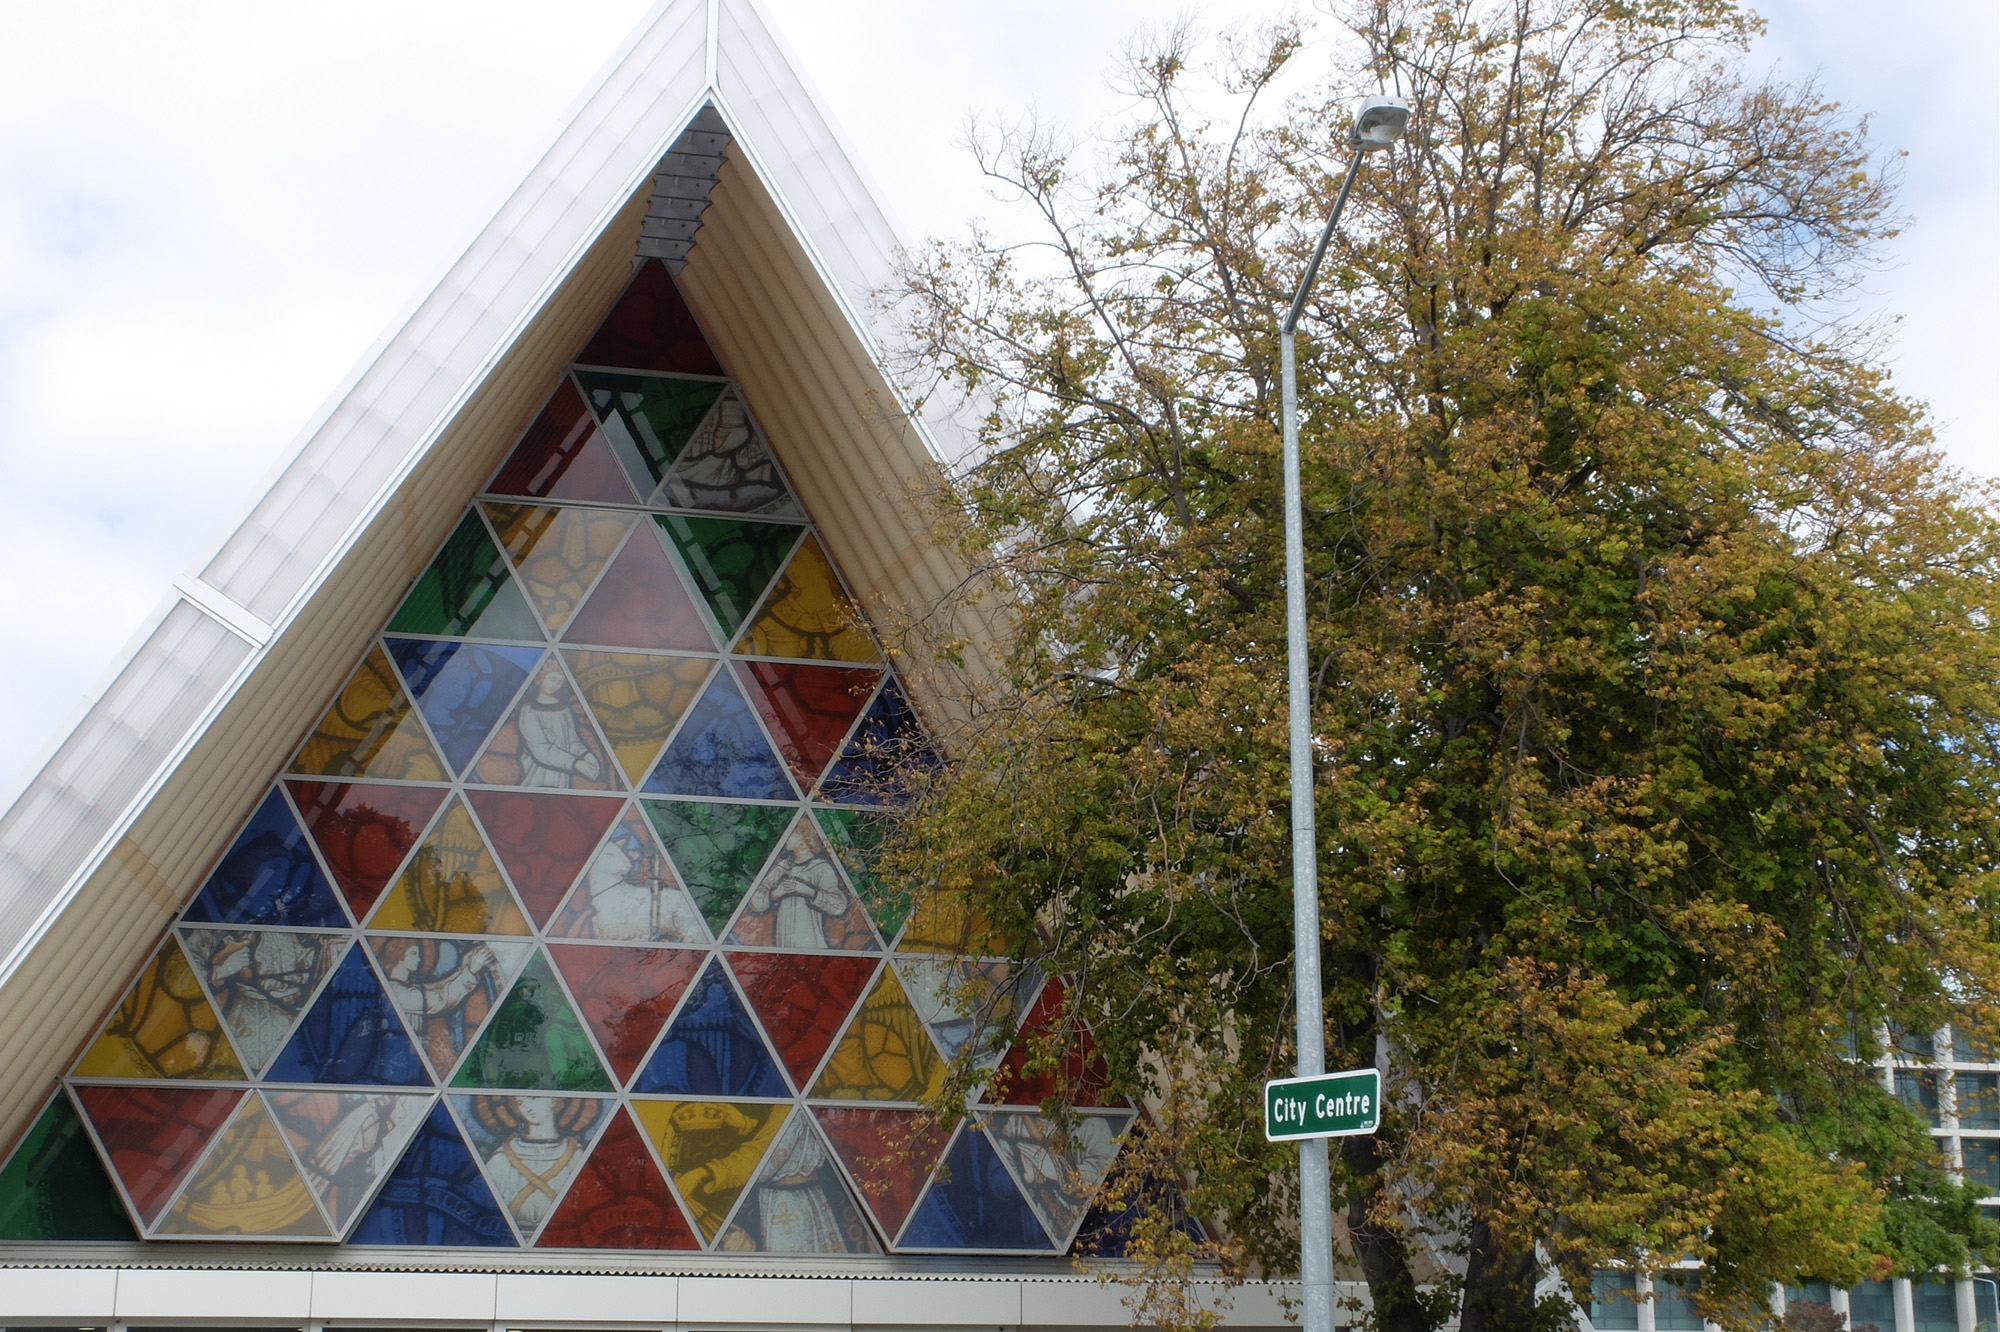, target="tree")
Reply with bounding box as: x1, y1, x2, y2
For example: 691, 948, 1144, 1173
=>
880, 2, 2000, 1330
